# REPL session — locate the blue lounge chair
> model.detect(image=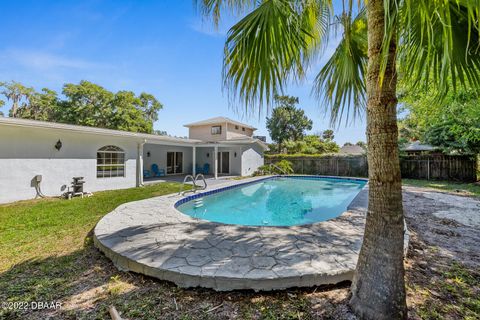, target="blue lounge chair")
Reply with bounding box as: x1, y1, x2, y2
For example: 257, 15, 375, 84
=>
203, 163, 210, 175
151, 164, 166, 177
196, 165, 204, 174
143, 169, 152, 179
